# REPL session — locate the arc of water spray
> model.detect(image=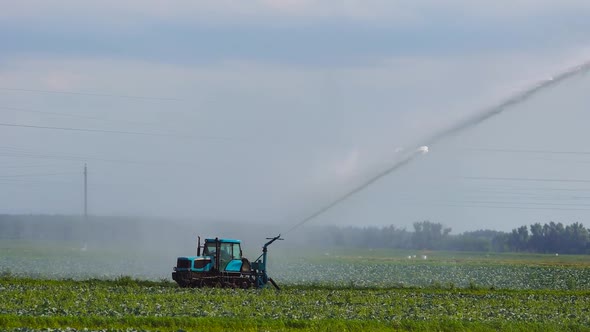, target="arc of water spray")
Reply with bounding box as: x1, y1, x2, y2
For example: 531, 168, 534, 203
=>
285, 147, 428, 234
424, 61, 590, 144
284, 60, 590, 234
